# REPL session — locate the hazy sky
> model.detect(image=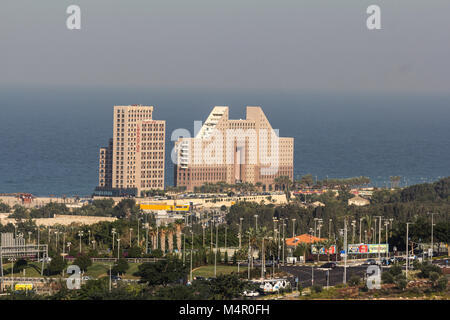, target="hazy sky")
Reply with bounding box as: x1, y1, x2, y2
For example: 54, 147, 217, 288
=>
1, 0, 449, 94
